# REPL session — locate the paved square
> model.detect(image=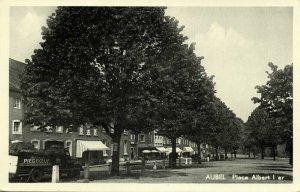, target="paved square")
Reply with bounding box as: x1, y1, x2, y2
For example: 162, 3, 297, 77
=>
74, 158, 292, 183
